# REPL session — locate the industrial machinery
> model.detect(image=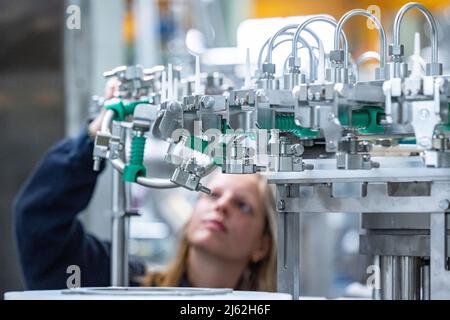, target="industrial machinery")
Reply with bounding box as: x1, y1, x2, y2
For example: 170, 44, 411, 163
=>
91, 2, 450, 299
